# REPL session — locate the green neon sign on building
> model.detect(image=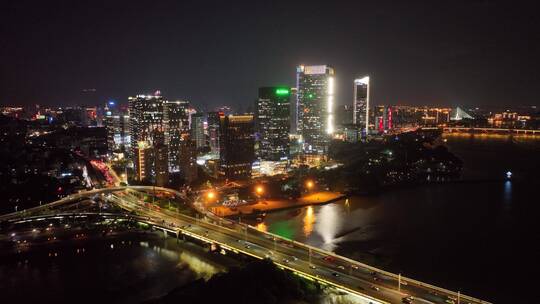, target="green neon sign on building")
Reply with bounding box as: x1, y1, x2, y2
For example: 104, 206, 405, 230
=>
275, 88, 290, 96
